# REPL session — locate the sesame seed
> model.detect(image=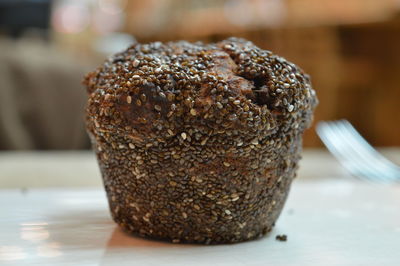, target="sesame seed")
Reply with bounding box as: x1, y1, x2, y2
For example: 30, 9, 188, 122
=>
136, 99, 142, 106
132, 75, 140, 79
154, 105, 161, 111
132, 59, 140, 67
233, 100, 241, 105
225, 209, 231, 215
181, 132, 187, 140
167, 129, 174, 136
190, 109, 197, 116
223, 162, 230, 167
288, 105, 294, 112
167, 93, 175, 101
251, 139, 259, 145
126, 96, 132, 104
